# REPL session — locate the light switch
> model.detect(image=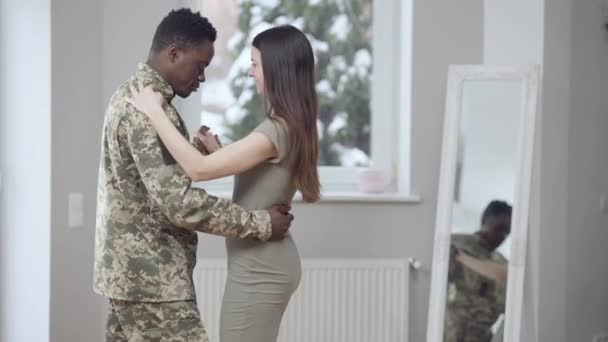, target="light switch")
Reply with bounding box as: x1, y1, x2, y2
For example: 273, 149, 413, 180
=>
68, 193, 84, 229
